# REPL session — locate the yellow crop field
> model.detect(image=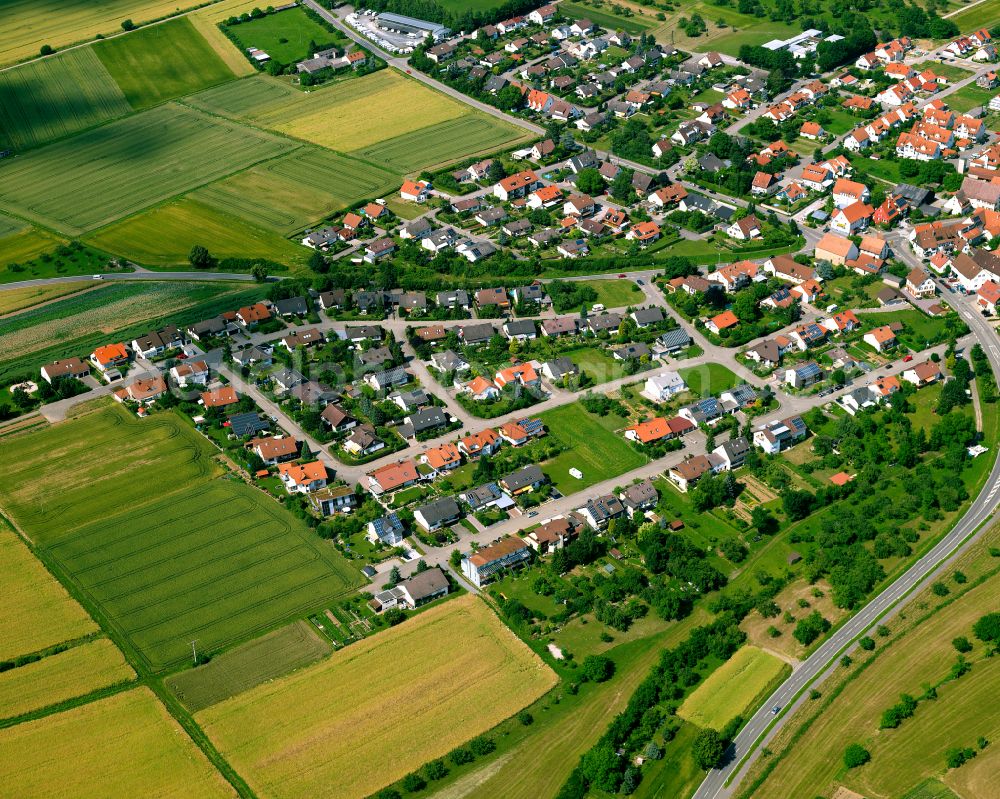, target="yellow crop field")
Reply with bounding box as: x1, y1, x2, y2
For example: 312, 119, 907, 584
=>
0, 520, 96, 662
188, 2, 257, 76
0, 639, 134, 720
0, 0, 212, 67
678, 646, 789, 731
0, 687, 236, 798
198, 595, 557, 799
0, 282, 94, 316
0, 228, 64, 272
277, 72, 468, 151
